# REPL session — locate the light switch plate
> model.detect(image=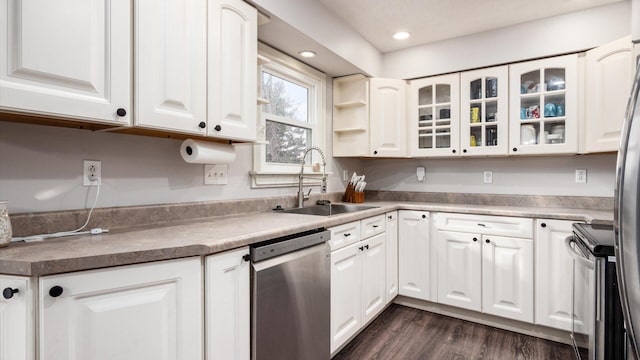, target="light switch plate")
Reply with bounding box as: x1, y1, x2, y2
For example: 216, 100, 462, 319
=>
205, 165, 228, 185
